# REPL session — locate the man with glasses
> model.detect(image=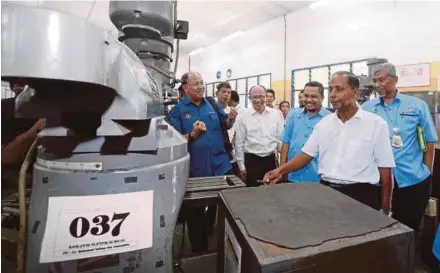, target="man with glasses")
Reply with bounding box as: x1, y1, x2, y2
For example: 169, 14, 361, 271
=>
363, 63, 438, 232
235, 85, 284, 187
168, 71, 238, 253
